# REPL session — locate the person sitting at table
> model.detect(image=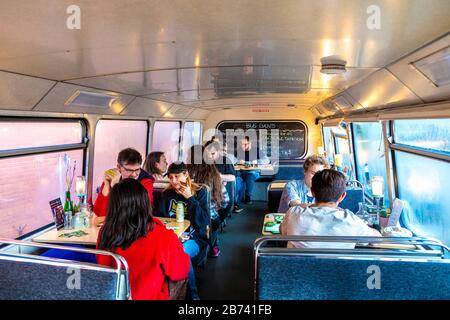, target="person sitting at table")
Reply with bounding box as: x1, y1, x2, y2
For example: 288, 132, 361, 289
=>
93, 148, 154, 217
204, 140, 236, 175
96, 178, 190, 300
155, 161, 209, 300
235, 136, 270, 204
143, 151, 169, 181
187, 156, 230, 257
278, 155, 329, 213
280, 169, 381, 249
204, 140, 243, 213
